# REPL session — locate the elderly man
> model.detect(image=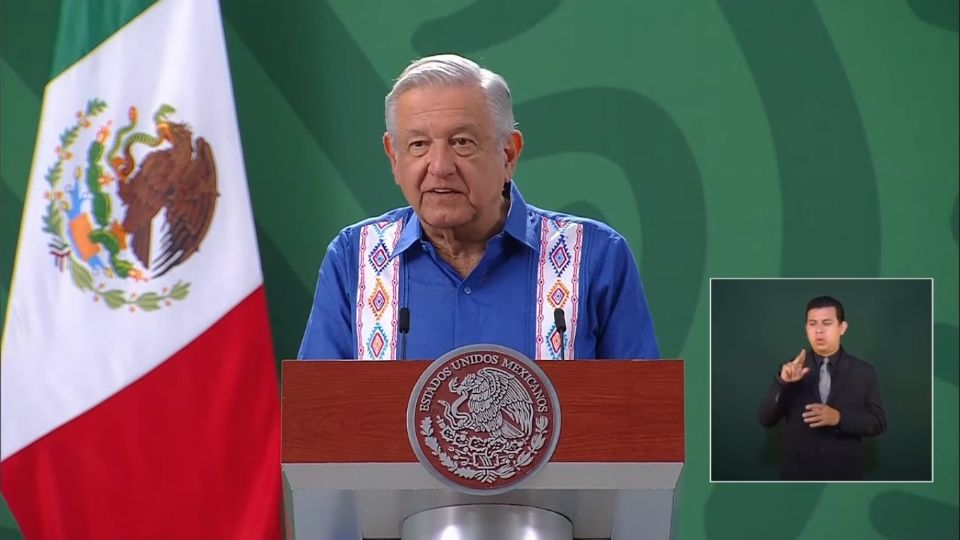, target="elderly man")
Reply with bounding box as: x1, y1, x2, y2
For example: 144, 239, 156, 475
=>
298, 54, 659, 361
758, 296, 886, 480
